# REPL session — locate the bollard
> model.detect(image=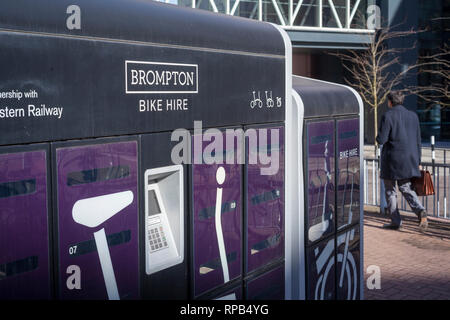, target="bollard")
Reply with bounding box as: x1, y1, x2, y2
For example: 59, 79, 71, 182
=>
431, 136, 436, 216
378, 145, 387, 215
